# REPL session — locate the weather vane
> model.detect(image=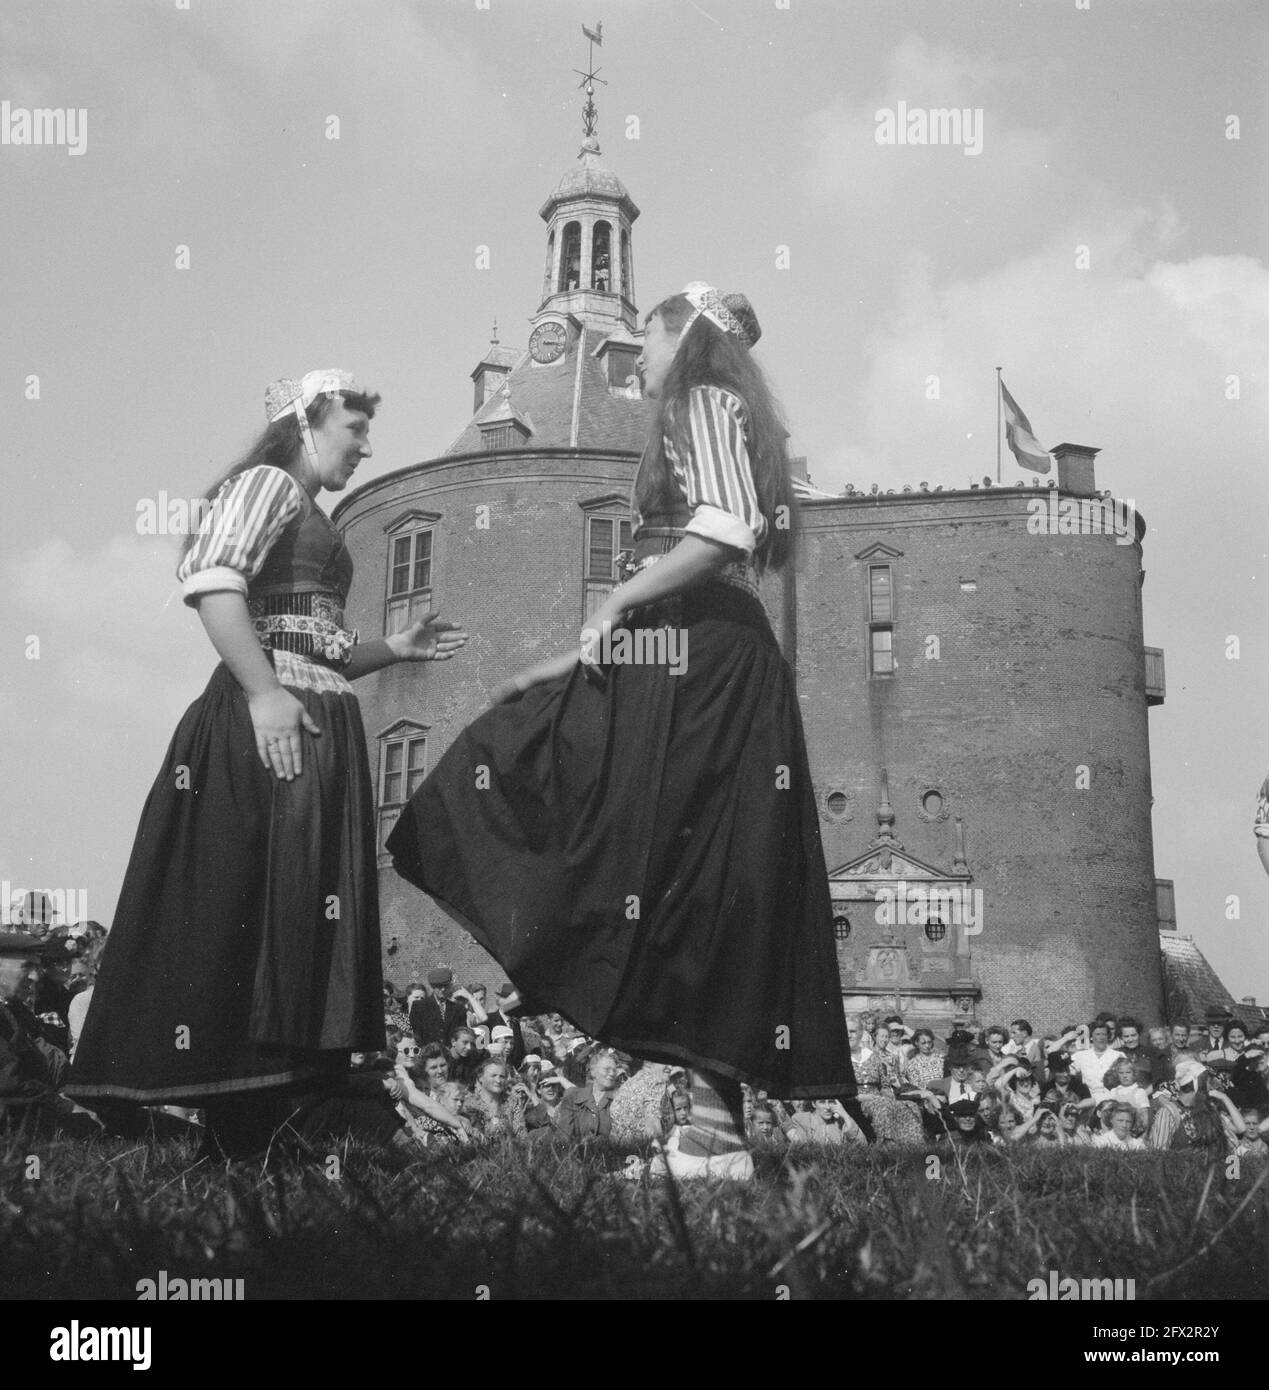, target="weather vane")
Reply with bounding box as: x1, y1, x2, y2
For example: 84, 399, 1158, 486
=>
574, 21, 605, 141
